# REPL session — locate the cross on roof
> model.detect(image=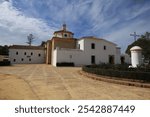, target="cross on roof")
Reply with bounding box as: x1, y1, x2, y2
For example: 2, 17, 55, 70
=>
130, 32, 140, 41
